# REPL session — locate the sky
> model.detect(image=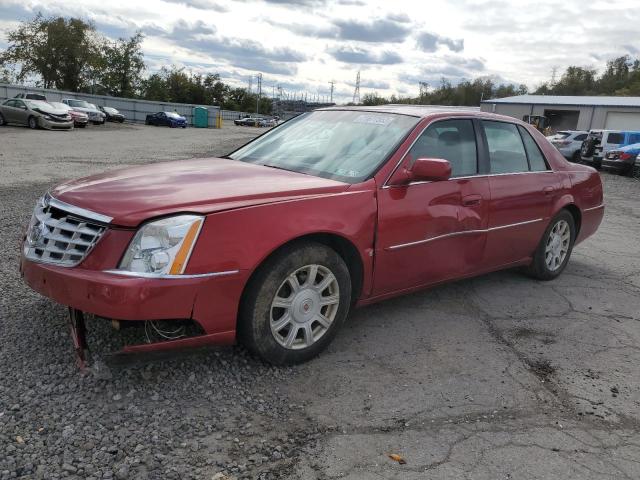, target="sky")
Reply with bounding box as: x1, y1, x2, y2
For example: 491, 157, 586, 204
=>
1, 0, 639, 103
